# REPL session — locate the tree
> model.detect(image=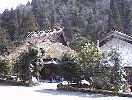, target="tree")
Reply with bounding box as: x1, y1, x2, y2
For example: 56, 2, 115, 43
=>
77, 43, 101, 80
108, 0, 124, 32
9, 9, 19, 40
1, 9, 19, 41
13, 44, 38, 81
86, 13, 99, 43
63, 0, 87, 42
0, 56, 12, 75
13, 43, 45, 81
59, 51, 82, 82
14, 50, 31, 81
0, 27, 9, 55
87, 0, 100, 43
116, 0, 131, 35
19, 10, 38, 39
32, 0, 56, 30
49, 0, 57, 30
1, 9, 10, 30
69, 32, 88, 51
108, 49, 126, 91
32, 0, 45, 29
